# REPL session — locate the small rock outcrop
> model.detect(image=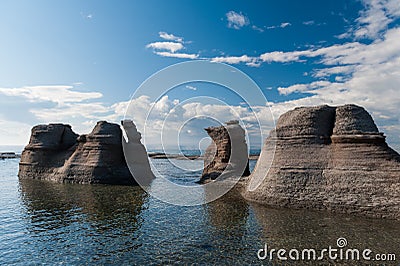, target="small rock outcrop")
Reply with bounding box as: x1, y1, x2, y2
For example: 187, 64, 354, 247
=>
244, 104, 400, 219
199, 120, 250, 183
19, 120, 153, 185
0, 152, 20, 159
